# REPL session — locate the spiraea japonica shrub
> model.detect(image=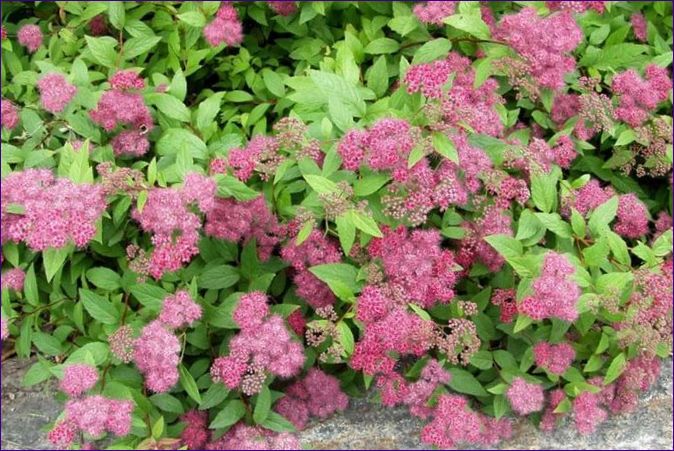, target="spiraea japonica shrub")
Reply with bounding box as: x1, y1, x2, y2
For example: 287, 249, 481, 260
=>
1, 1, 672, 449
